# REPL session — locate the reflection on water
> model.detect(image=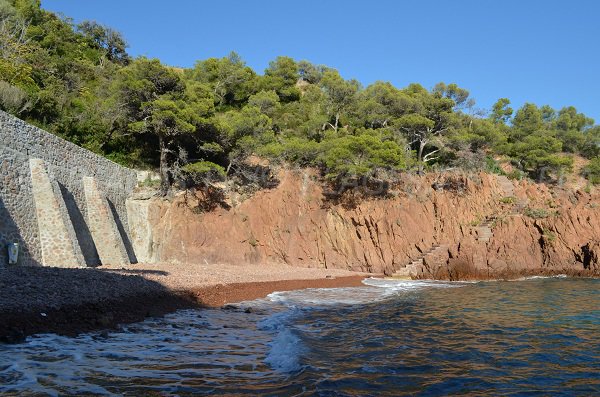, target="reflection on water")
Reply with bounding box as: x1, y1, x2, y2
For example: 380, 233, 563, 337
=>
1, 277, 599, 396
